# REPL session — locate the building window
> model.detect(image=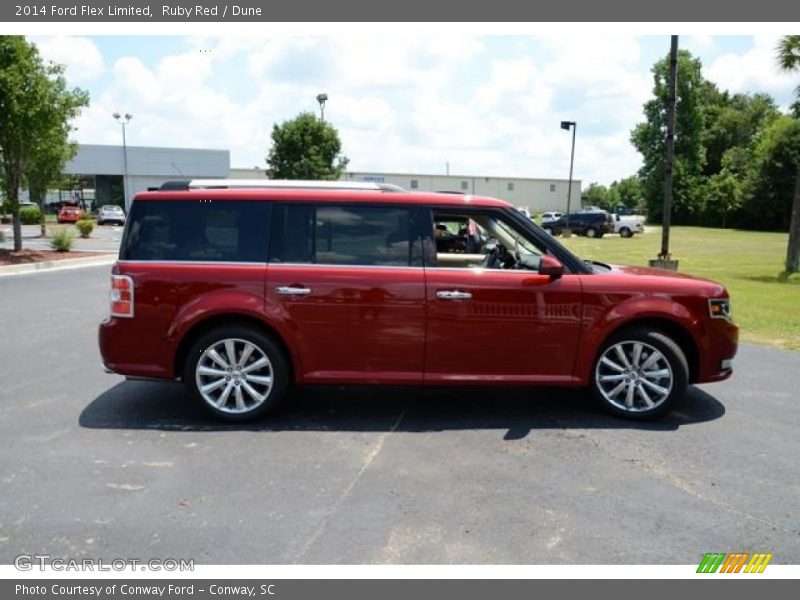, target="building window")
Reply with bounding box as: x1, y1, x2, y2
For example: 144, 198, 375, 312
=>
550, 184, 557, 193
507, 182, 515, 192
461, 181, 469, 191
410, 179, 418, 189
